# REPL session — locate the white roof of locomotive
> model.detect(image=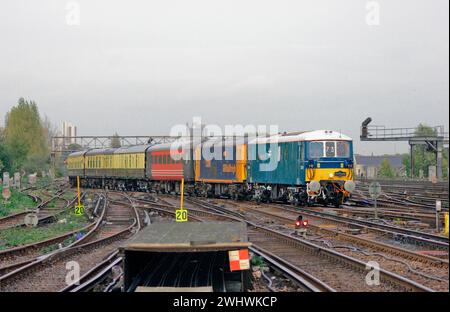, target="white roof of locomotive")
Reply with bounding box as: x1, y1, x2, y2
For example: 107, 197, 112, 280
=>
249, 130, 352, 144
